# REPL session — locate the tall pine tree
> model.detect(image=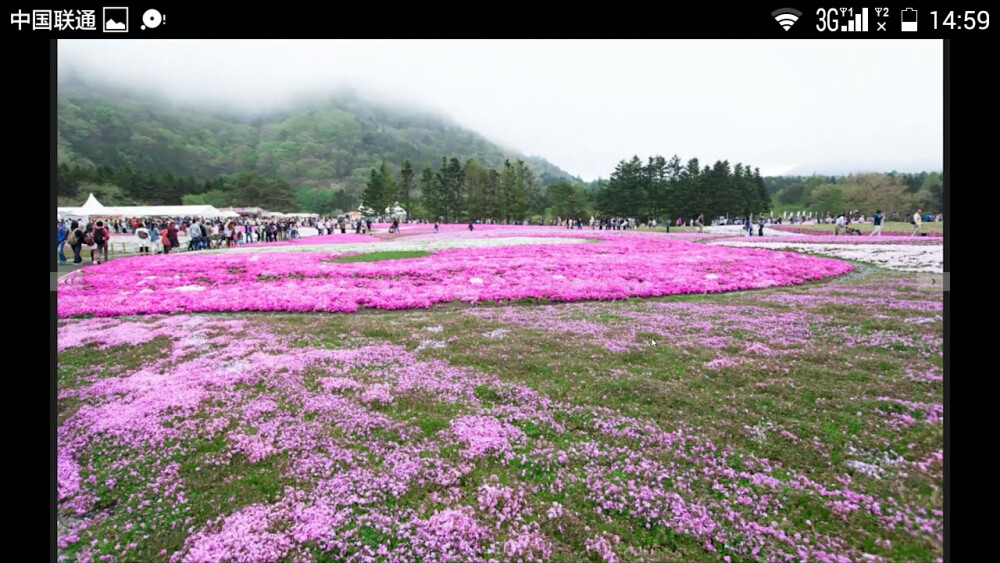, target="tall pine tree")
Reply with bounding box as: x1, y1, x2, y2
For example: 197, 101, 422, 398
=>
399, 160, 414, 219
